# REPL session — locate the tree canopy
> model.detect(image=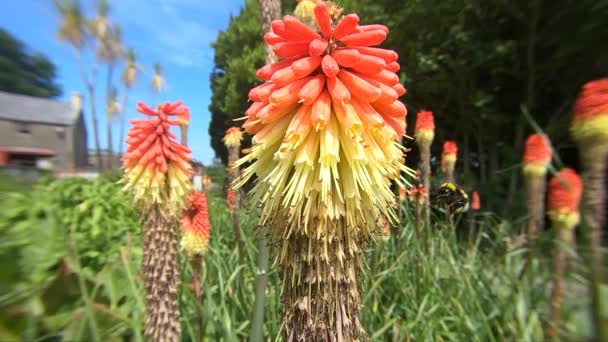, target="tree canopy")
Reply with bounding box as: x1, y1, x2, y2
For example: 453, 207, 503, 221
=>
0, 28, 62, 98
208, 0, 608, 213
